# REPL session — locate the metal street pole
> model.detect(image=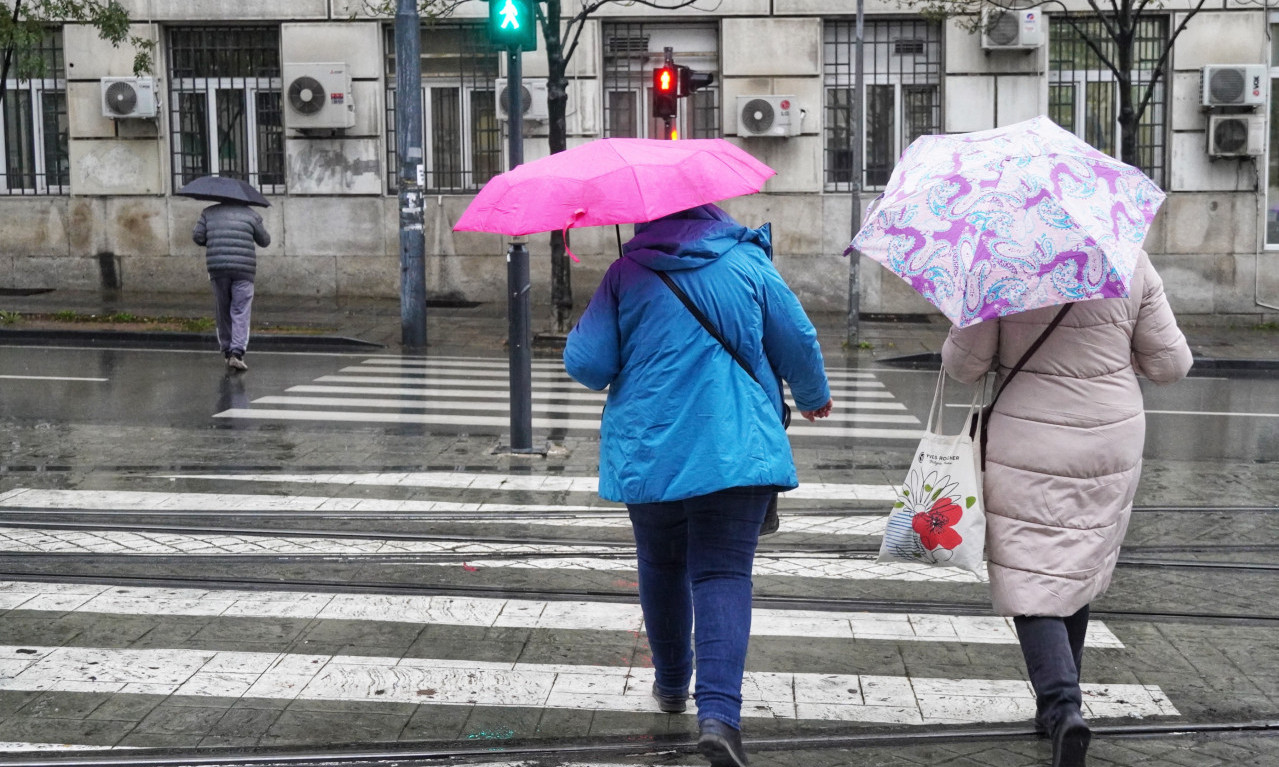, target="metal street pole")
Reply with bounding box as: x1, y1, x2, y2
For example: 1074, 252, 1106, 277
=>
846, 0, 865, 347
395, 0, 427, 348
506, 47, 534, 453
